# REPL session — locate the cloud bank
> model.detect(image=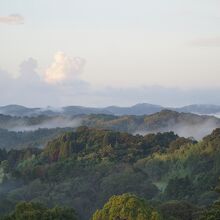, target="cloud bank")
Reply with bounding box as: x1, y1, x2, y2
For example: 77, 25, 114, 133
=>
1, 52, 220, 107
0, 52, 90, 106
0, 14, 24, 25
